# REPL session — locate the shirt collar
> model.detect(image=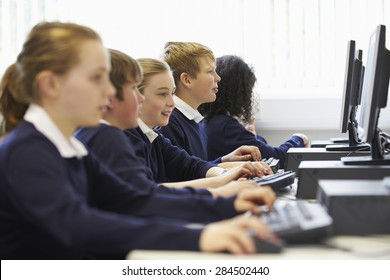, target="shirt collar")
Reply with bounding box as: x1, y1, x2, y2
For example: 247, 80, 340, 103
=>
173, 95, 204, 123
100, 119, 111, 126
24, 104, 88, 158
137, 118, 158, 143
